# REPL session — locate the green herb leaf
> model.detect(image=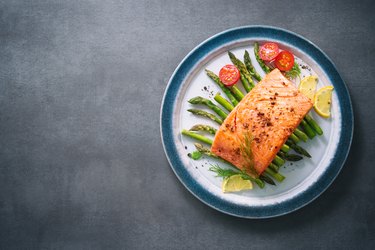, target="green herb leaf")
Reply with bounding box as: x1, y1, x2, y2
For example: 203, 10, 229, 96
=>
285, 62, 301, 79
239, 131, 258, 177
209, 164, 239, 178
188, 151, 202, 160
209, 164, 252, 180
209, 164, 266, 189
